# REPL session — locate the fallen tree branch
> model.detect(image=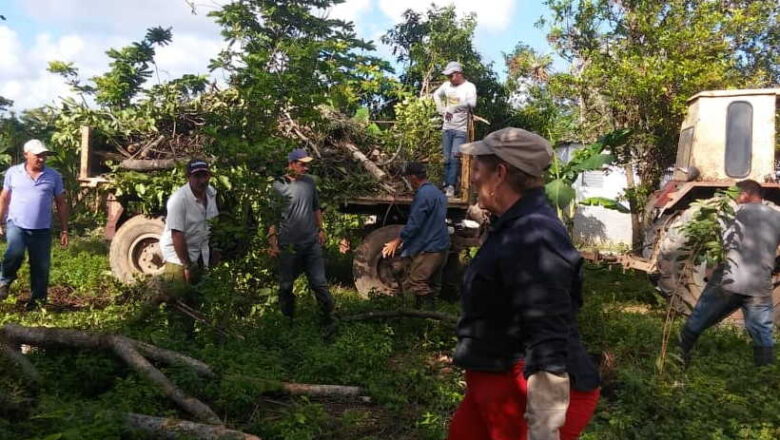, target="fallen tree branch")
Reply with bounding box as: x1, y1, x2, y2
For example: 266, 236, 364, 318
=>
124, 413, 261, 440
132, 339, 216, 378
111, 338, 220, 424
0, 324, 219, 424
337, 310, 459, 325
